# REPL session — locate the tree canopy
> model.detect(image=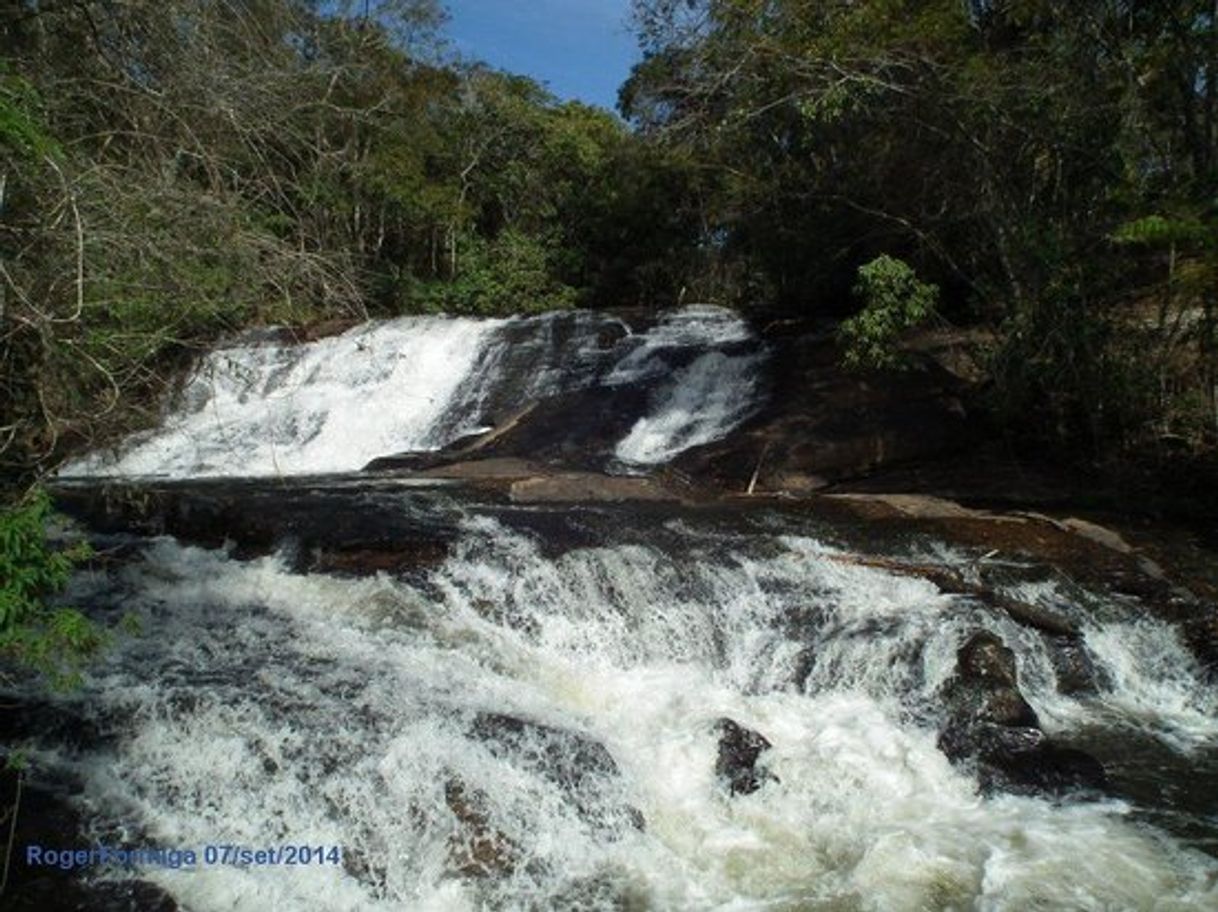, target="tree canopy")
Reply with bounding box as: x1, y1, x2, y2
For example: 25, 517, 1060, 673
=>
622, 0, 1218, 462
1, 0, 1216, 484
